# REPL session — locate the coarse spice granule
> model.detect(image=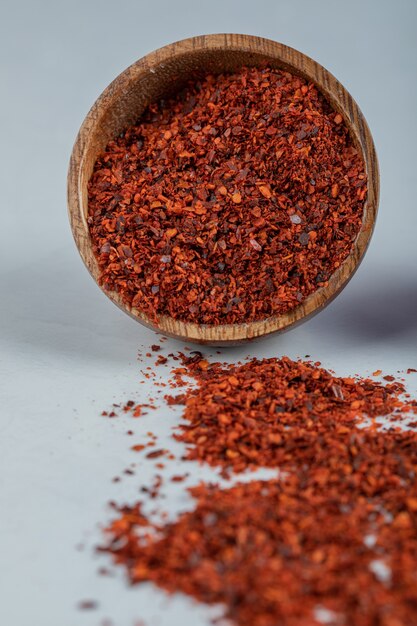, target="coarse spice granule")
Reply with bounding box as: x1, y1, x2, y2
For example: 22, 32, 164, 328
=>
100, 354, 417, 626
88, 66, 366, 325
